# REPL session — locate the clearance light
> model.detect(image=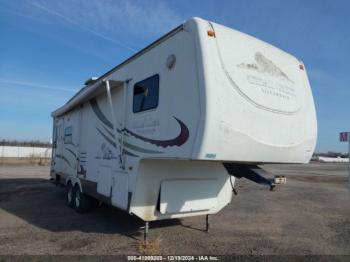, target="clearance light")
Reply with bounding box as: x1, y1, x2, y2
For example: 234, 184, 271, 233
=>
207, 30, 215, 37
299, 64, 304, 70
